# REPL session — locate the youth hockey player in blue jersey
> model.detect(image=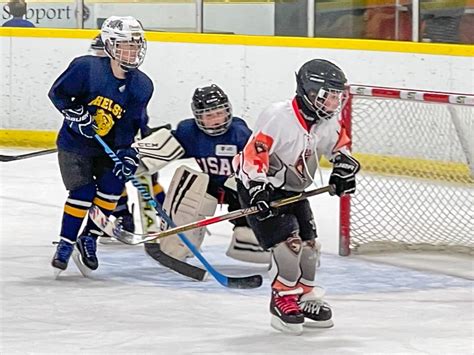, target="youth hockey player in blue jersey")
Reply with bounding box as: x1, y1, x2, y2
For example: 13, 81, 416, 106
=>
86, 33, 165, 239
135, 84, 270, 264
49, 16, 153, 276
